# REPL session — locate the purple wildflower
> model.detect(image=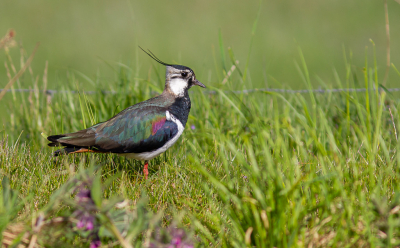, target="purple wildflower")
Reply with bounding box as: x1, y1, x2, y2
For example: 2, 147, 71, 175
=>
171, 236, 181, 245
150, 226, 194, 248
76, 189, 91, 200
90, 238, 101, 248
73, 186, 100, 246
76, 219, 85, 229
86, 216, 94, 230
190, 125, 195, 130
75, 213, 95, 231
